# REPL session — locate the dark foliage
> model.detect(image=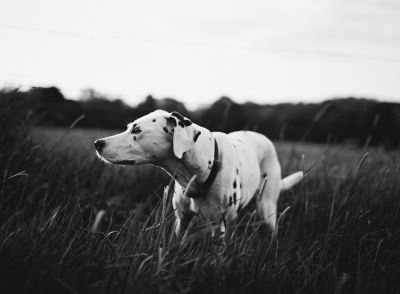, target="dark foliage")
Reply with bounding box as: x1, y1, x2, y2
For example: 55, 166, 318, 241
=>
2, 87, 399, 148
